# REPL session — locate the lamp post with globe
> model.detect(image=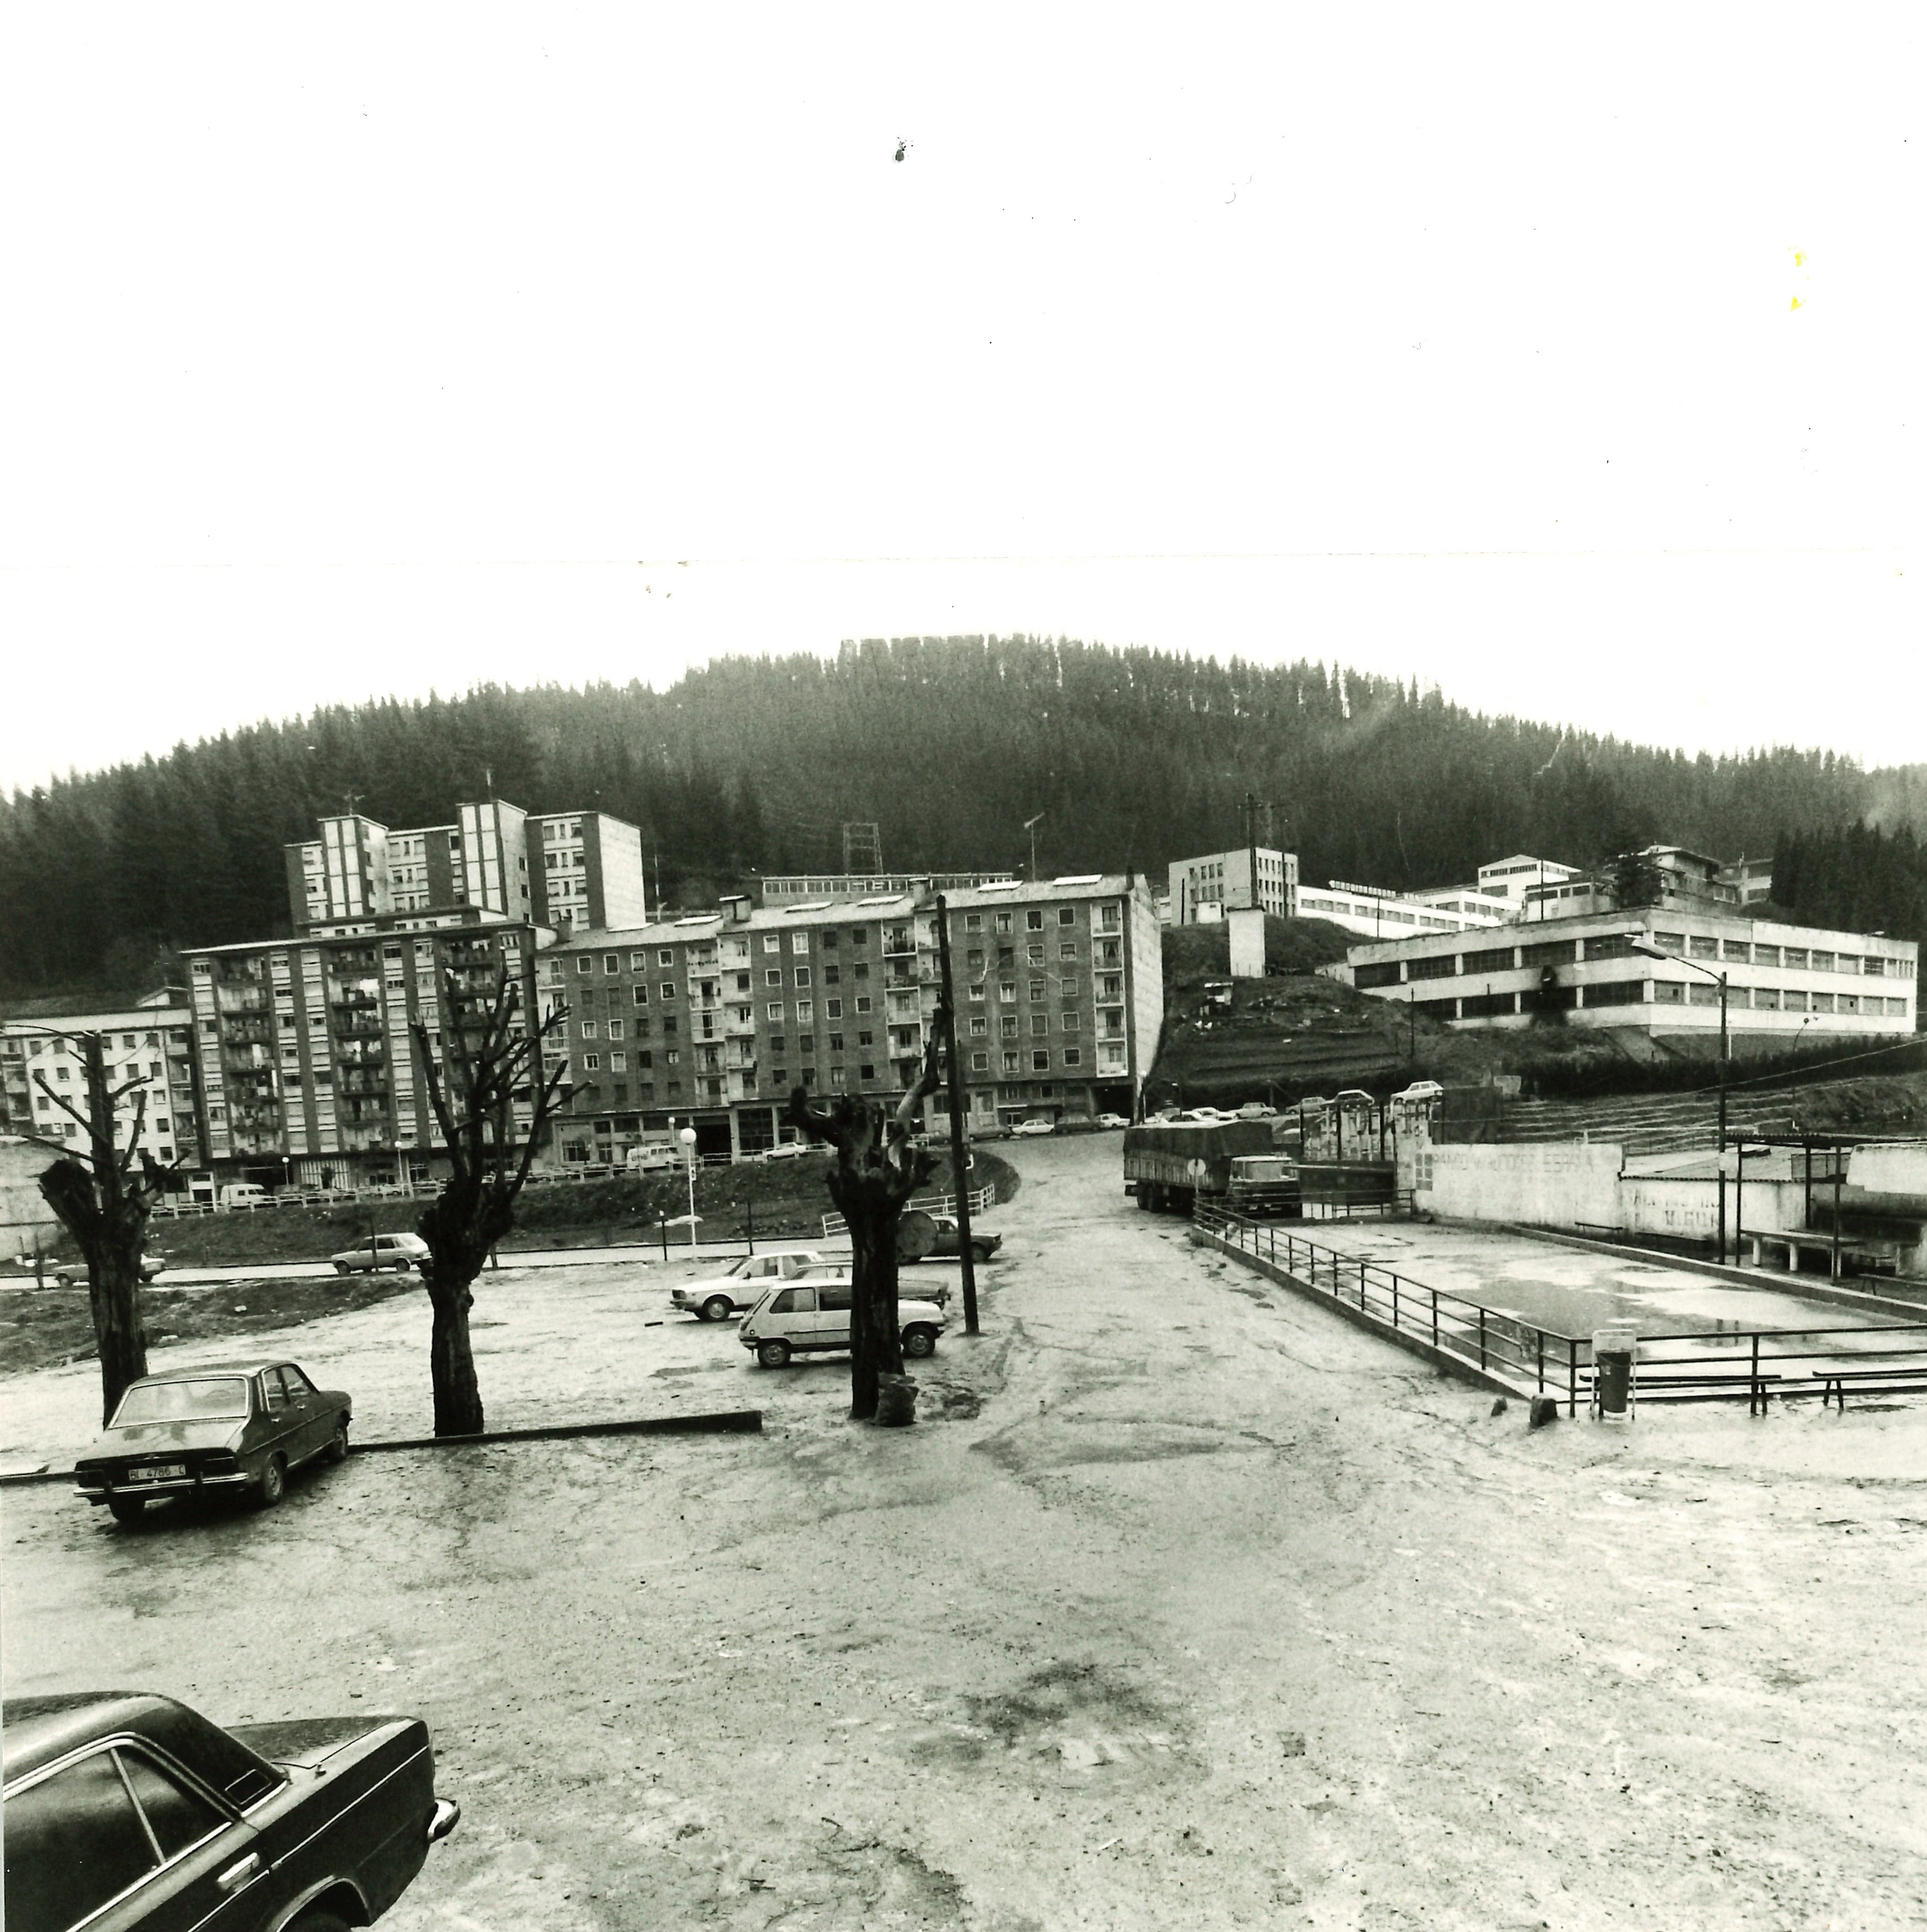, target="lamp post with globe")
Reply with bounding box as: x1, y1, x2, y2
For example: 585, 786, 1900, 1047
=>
679, 1125, 699, 1255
